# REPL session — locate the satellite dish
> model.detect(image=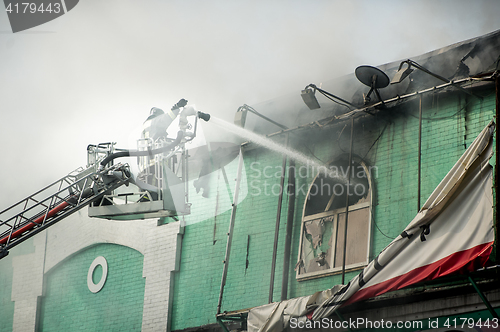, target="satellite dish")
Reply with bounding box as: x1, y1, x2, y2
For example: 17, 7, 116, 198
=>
355, 66, 390, 88
355, 65, 390, 104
